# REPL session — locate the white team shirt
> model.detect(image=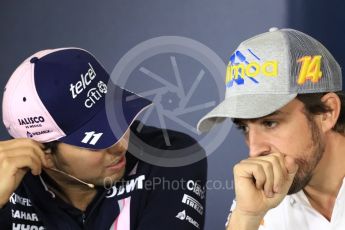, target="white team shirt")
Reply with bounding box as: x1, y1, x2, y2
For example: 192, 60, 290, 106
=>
229, 178, 345, 230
